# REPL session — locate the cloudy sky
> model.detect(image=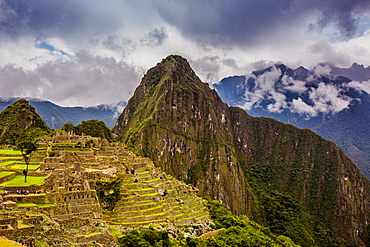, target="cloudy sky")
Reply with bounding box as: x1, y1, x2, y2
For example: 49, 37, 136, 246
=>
1, 0, 370, 107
